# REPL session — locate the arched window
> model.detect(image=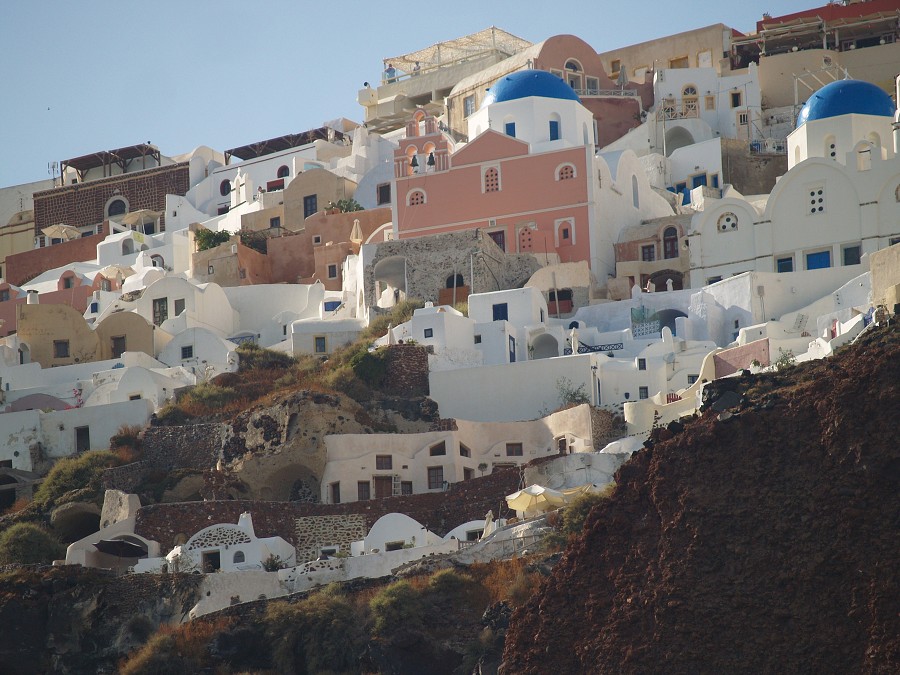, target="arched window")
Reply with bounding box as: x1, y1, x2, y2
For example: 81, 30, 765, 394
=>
122, 239, 134, 256
107, 199, 127, 217
220, 180, 231, 196
682, 84, 698, 117
277, 165, 290, 178
564, 60, 582, 72
632, 175, 640, 208
446, 274, 464, 288
663, 227, 678, 259
233, 550, 245, 564
558, 165, 575, 181
408, 190, 425, 206
484, 167, 499, 192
